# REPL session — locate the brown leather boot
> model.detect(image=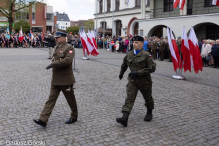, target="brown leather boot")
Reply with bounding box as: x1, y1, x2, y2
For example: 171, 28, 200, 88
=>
144, 109, 153, 121
116, 112, 129, 127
